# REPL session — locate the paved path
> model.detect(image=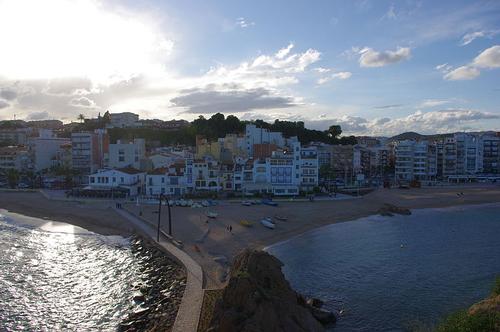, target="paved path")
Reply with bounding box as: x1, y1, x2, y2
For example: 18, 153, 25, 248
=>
114, 207, 203, 332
